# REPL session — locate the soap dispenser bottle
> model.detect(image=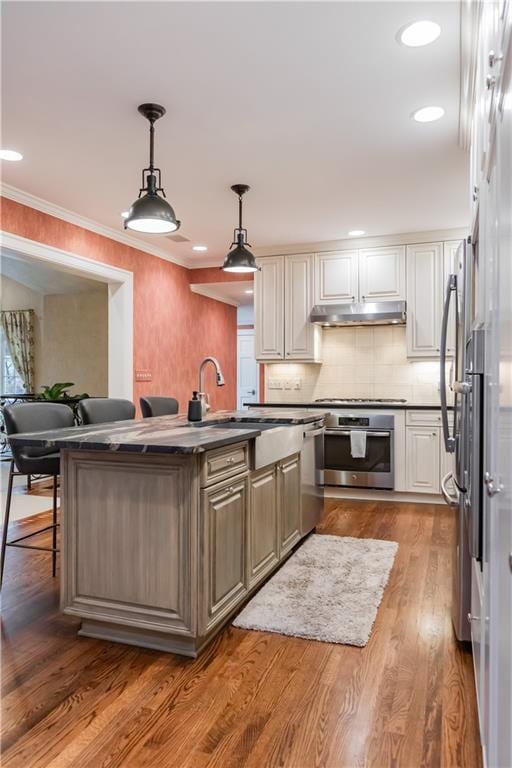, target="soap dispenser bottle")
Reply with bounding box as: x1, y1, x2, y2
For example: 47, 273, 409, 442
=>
187, 391, 202, 422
